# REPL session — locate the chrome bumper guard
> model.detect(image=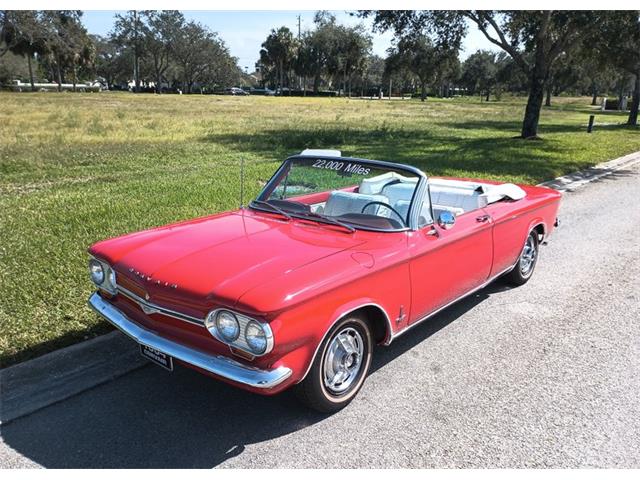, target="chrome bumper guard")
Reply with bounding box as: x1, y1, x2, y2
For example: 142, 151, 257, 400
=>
88, 293, 292, 389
